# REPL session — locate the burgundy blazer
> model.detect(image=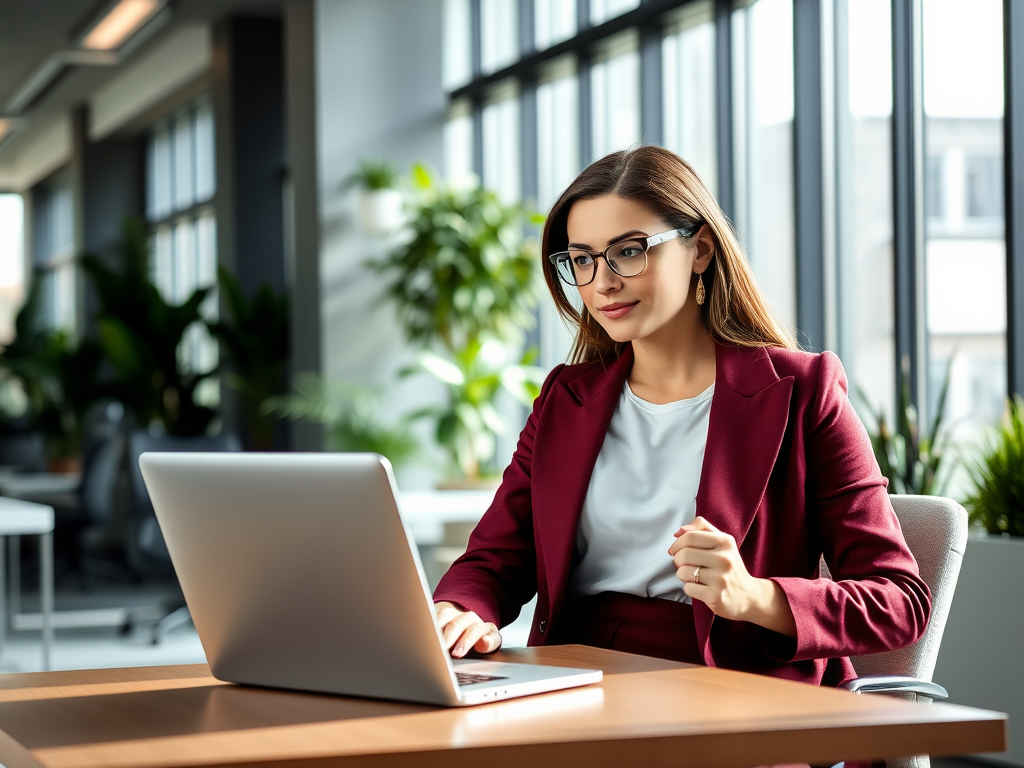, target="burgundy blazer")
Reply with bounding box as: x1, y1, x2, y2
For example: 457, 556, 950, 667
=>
434, 343, 931, 687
